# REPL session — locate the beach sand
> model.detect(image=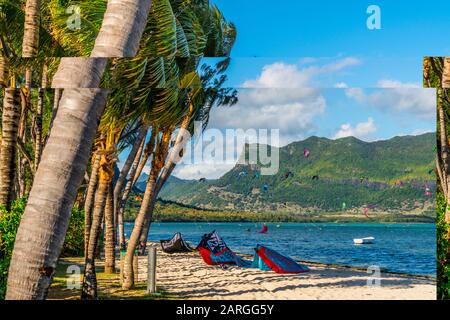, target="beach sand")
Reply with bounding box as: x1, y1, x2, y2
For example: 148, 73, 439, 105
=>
143, 247, 436, 300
